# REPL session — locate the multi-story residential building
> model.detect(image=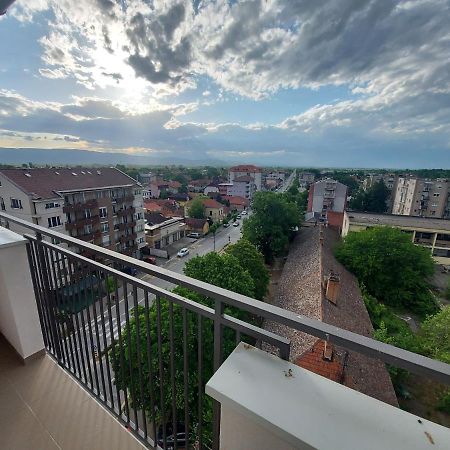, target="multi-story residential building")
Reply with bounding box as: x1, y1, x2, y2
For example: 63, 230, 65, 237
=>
307, 179, 348, 227
392, 177, 450, 218
342, 211, 450, 266
229, 165, 262, 191
228, 175, 256, 200
299, 172, 315, 189
218, 182, 233, 196
0, 167, 146, 257
363, 173, 396, 191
